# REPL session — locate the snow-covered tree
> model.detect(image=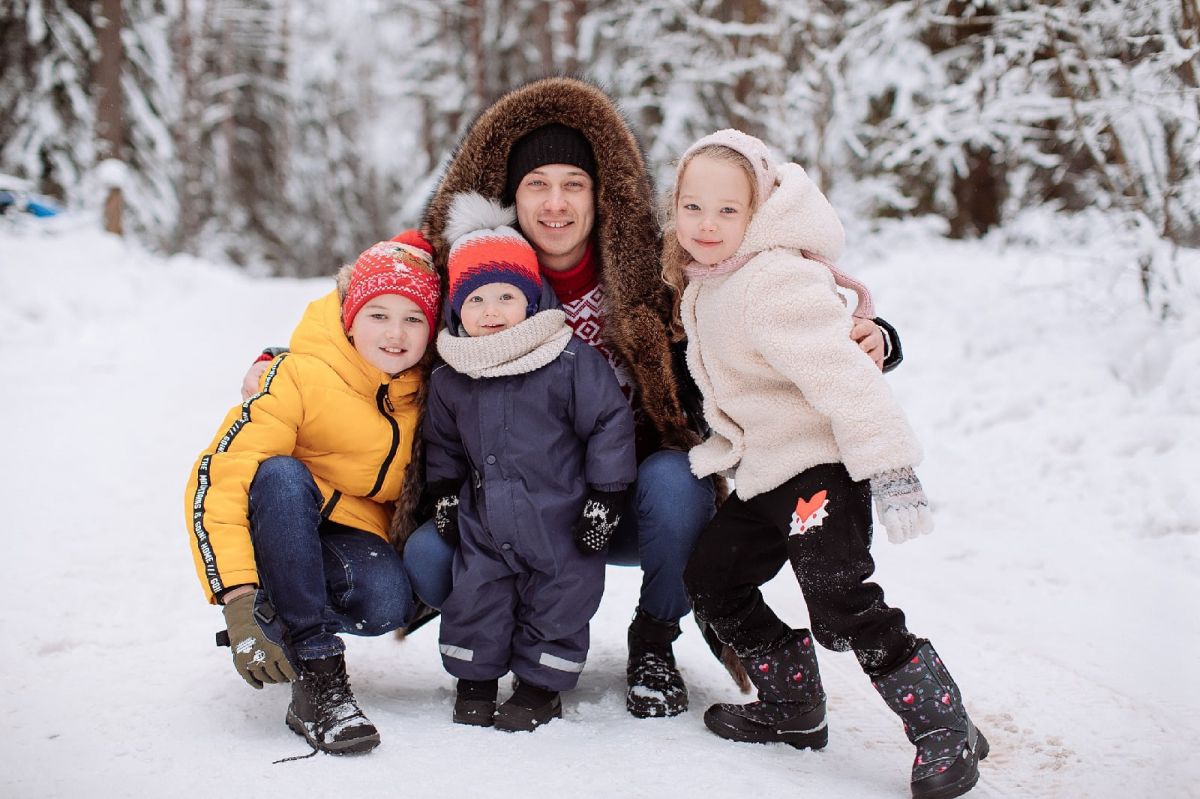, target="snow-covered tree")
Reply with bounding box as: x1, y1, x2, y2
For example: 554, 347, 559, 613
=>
1, 0, 1194, 310
0, 0, 177, 241
1, 0, 98, 203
